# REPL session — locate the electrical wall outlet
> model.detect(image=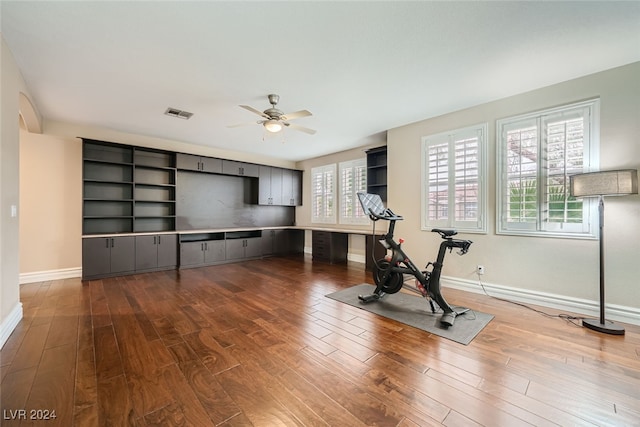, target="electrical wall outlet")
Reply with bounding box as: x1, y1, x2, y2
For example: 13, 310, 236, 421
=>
477, 265, 485, 275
